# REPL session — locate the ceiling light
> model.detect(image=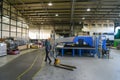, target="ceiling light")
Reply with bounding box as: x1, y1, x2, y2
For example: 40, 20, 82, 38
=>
82, 17, 85, 20
48, 2, 53, 6
55, 14, 59, 16
87, 8, 91, 11
41, 22, 43, 24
